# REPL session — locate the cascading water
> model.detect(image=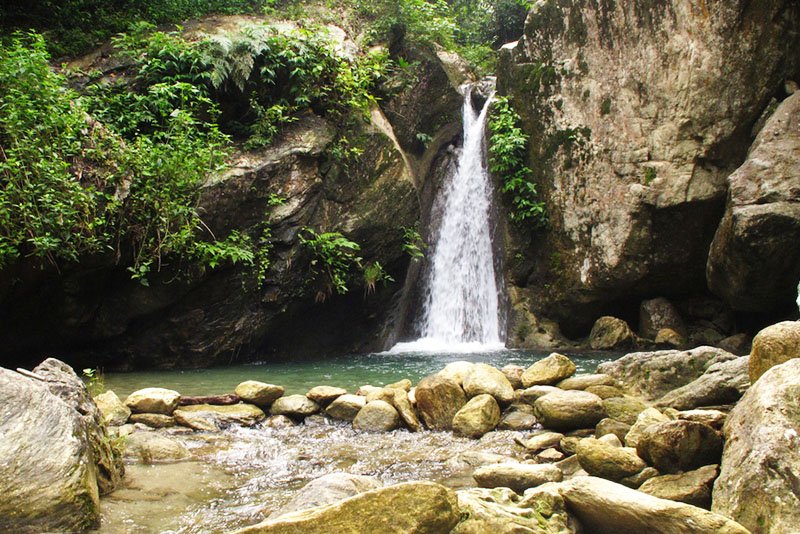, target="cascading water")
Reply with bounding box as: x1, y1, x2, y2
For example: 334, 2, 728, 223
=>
392, 84, 504, 352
